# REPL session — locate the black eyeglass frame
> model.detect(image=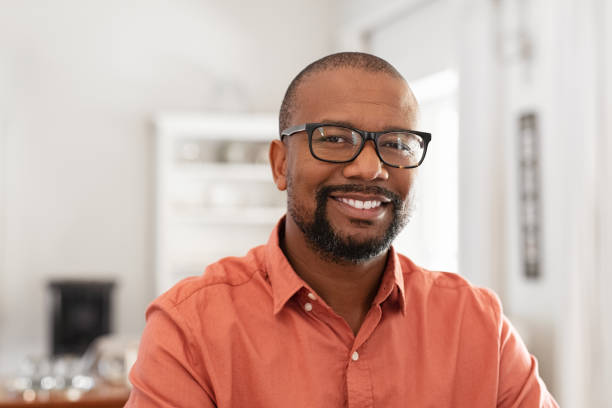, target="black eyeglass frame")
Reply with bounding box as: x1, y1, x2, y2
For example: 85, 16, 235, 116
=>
280, 122, 432, 169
